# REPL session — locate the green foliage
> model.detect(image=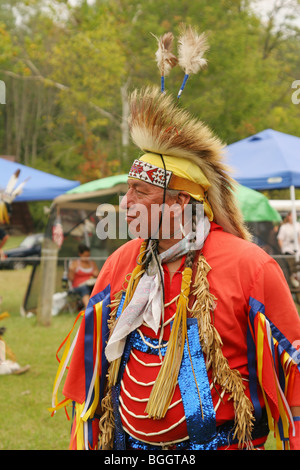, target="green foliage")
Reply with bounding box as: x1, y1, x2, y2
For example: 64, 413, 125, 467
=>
0, 0, 299, 184
28, 201, 50, 231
